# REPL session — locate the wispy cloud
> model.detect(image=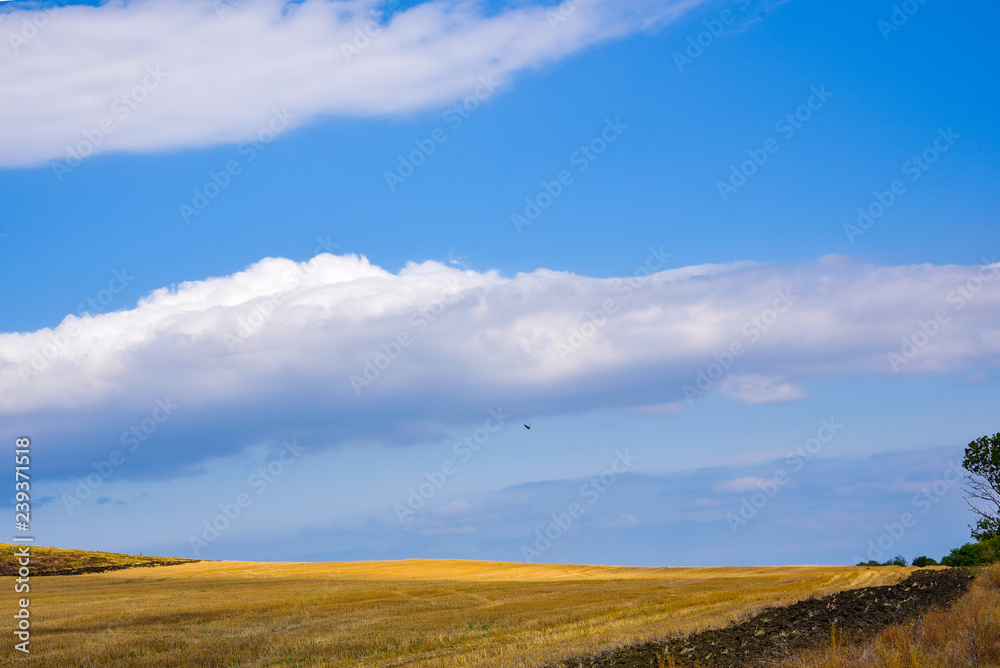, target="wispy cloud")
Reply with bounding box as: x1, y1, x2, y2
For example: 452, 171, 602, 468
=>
153, 446, 969, 565
0, 0, 703, 166
718, 373, 807, 404
714, 476, 772, 494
